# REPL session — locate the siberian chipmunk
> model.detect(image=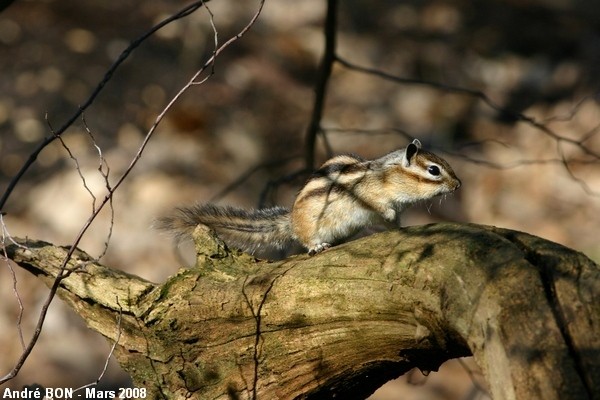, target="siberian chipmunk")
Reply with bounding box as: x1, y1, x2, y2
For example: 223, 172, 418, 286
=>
157, 139, 461, 259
